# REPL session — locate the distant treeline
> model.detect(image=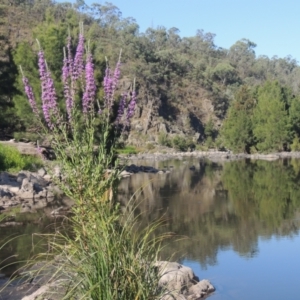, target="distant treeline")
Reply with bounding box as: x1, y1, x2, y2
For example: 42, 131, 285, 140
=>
1, 0, 300, 152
